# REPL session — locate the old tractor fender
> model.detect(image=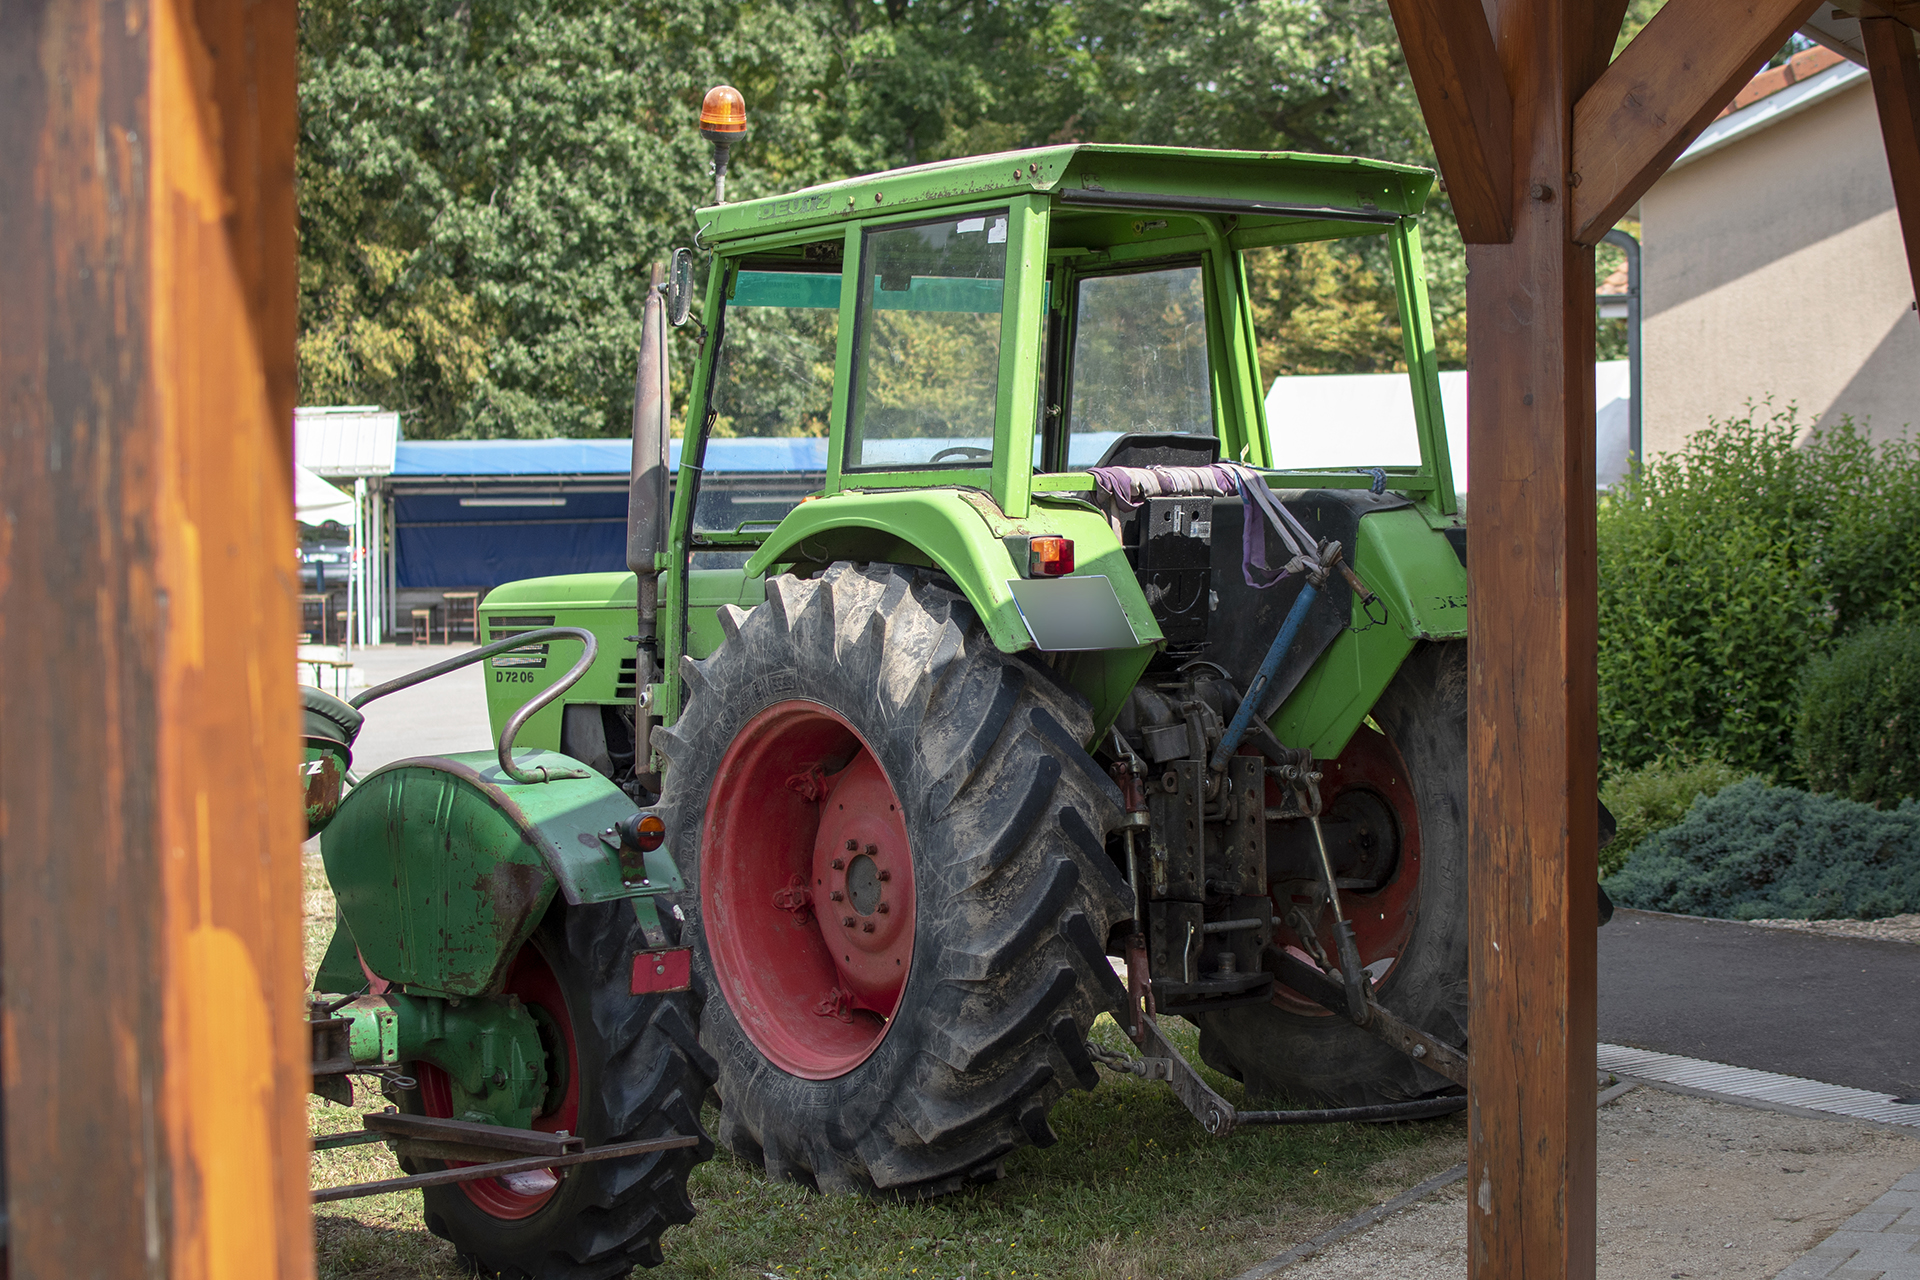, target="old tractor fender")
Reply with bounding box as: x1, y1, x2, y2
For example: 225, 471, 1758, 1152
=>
744, 488, 1161, 733
319, 747, 682, 999
1267, 504, 1470, 758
